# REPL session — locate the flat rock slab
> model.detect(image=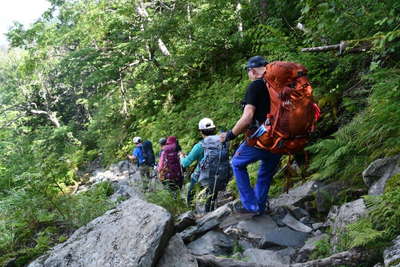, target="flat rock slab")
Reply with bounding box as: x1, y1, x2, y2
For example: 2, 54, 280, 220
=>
260, 227, 309, 248
180, 202, 233, 243
282, 213, 312, 233
29, 198, 173, 267
157, 235, 198, 267
270, 181, 321, 208
180, 218, 220, 243
223, 215, 277, 247
243, 248, 290, 266
175, 211, 196, 232
187, 230, 234, 256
